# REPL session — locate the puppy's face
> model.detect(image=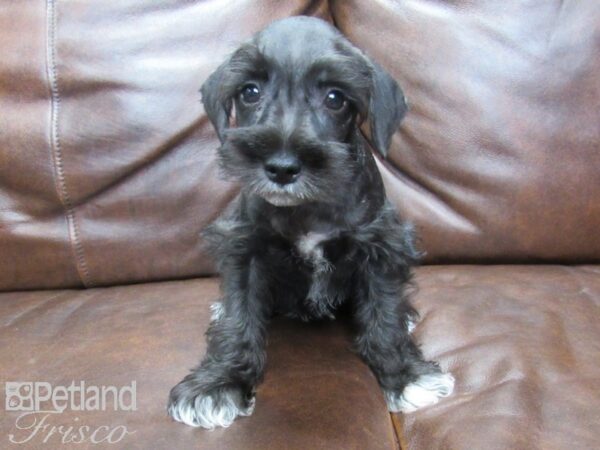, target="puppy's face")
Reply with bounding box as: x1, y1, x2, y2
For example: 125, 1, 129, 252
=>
202, 17, 407, 207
